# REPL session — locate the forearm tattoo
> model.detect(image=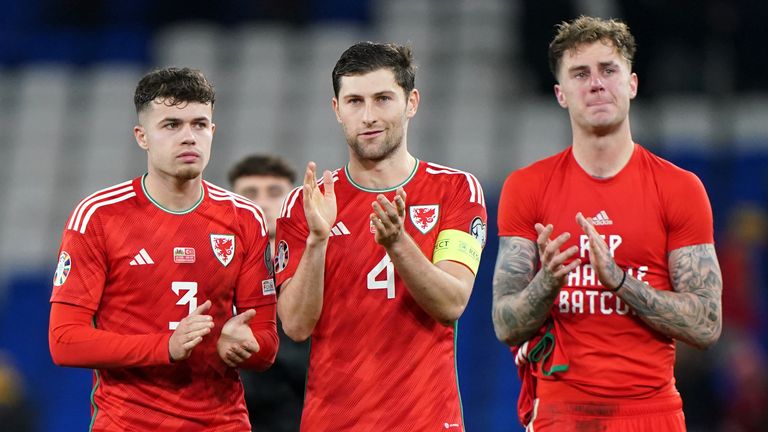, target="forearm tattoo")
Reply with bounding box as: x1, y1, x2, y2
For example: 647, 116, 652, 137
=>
492, 237, 559, 346
618, 244, 722, 349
